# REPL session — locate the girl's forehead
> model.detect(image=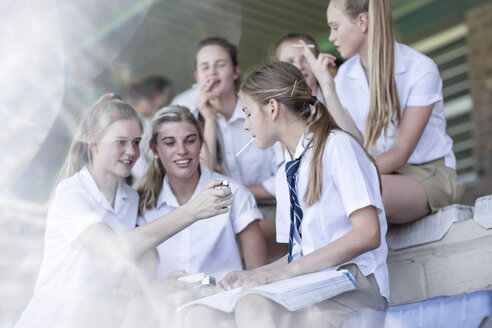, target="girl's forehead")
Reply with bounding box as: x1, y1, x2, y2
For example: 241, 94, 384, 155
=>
157, 121, 197, 135
196, 45, 230, 62
104, 118, 142, 135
